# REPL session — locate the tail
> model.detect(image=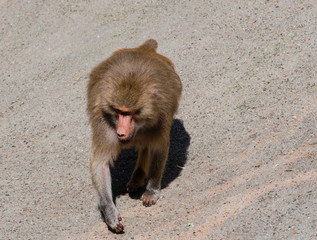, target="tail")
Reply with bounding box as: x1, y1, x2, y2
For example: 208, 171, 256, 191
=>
138, 39, 158, 52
